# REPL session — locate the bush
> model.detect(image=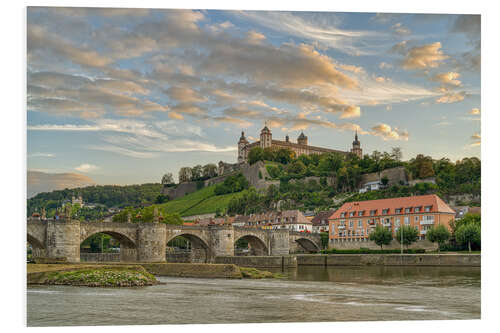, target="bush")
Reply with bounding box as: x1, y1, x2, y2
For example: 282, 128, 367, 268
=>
214, 173, 249, 196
